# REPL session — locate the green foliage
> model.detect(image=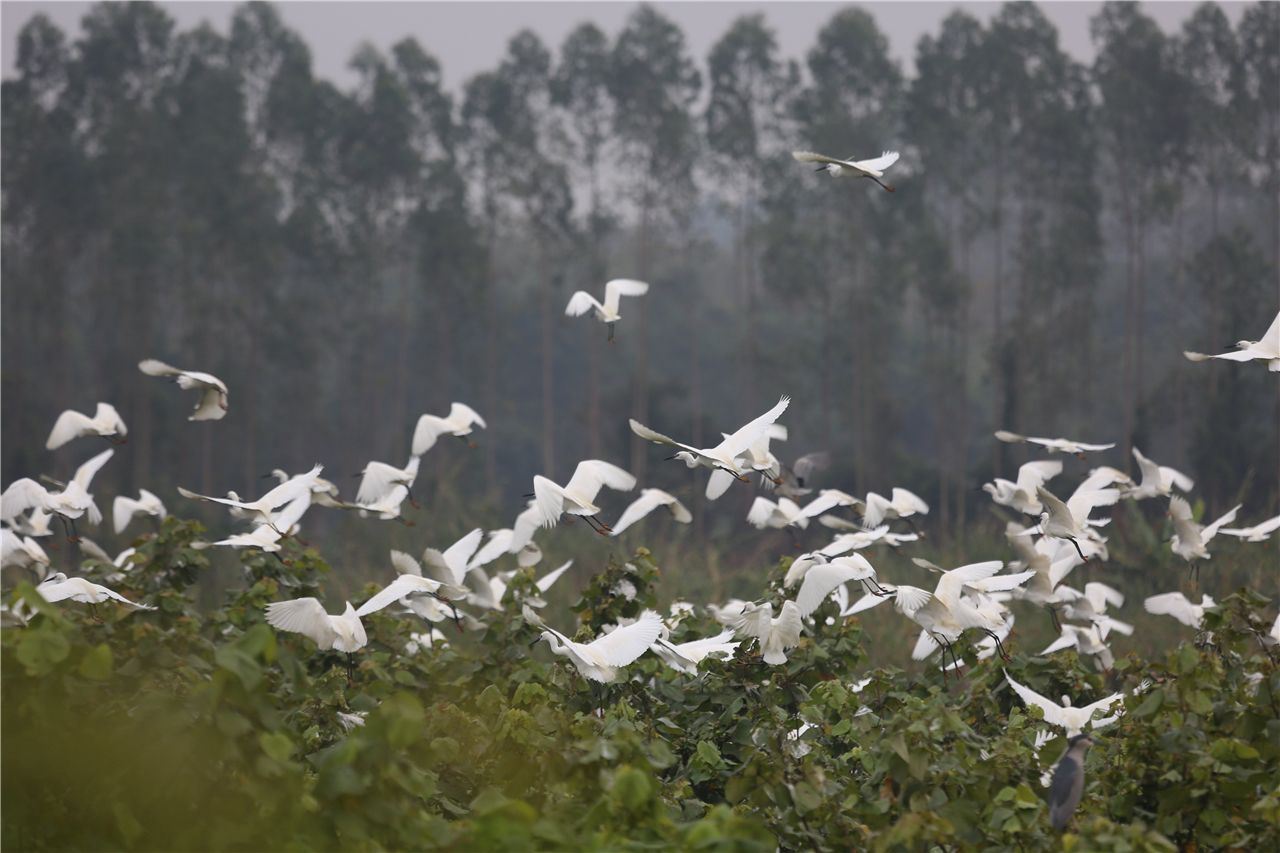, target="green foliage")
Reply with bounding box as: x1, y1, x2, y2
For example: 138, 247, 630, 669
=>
4, 520, 1278, 849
